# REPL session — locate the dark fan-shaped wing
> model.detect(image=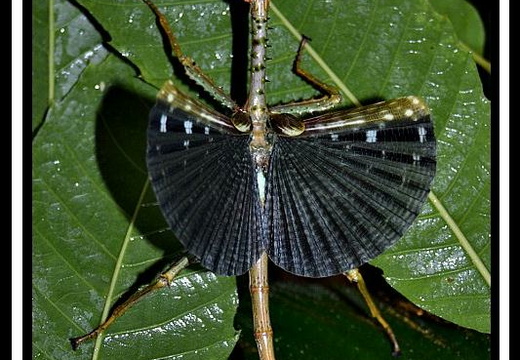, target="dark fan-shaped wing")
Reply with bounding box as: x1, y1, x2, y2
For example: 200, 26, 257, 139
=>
146, 82, 266, 275
266, 97, 436, 277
